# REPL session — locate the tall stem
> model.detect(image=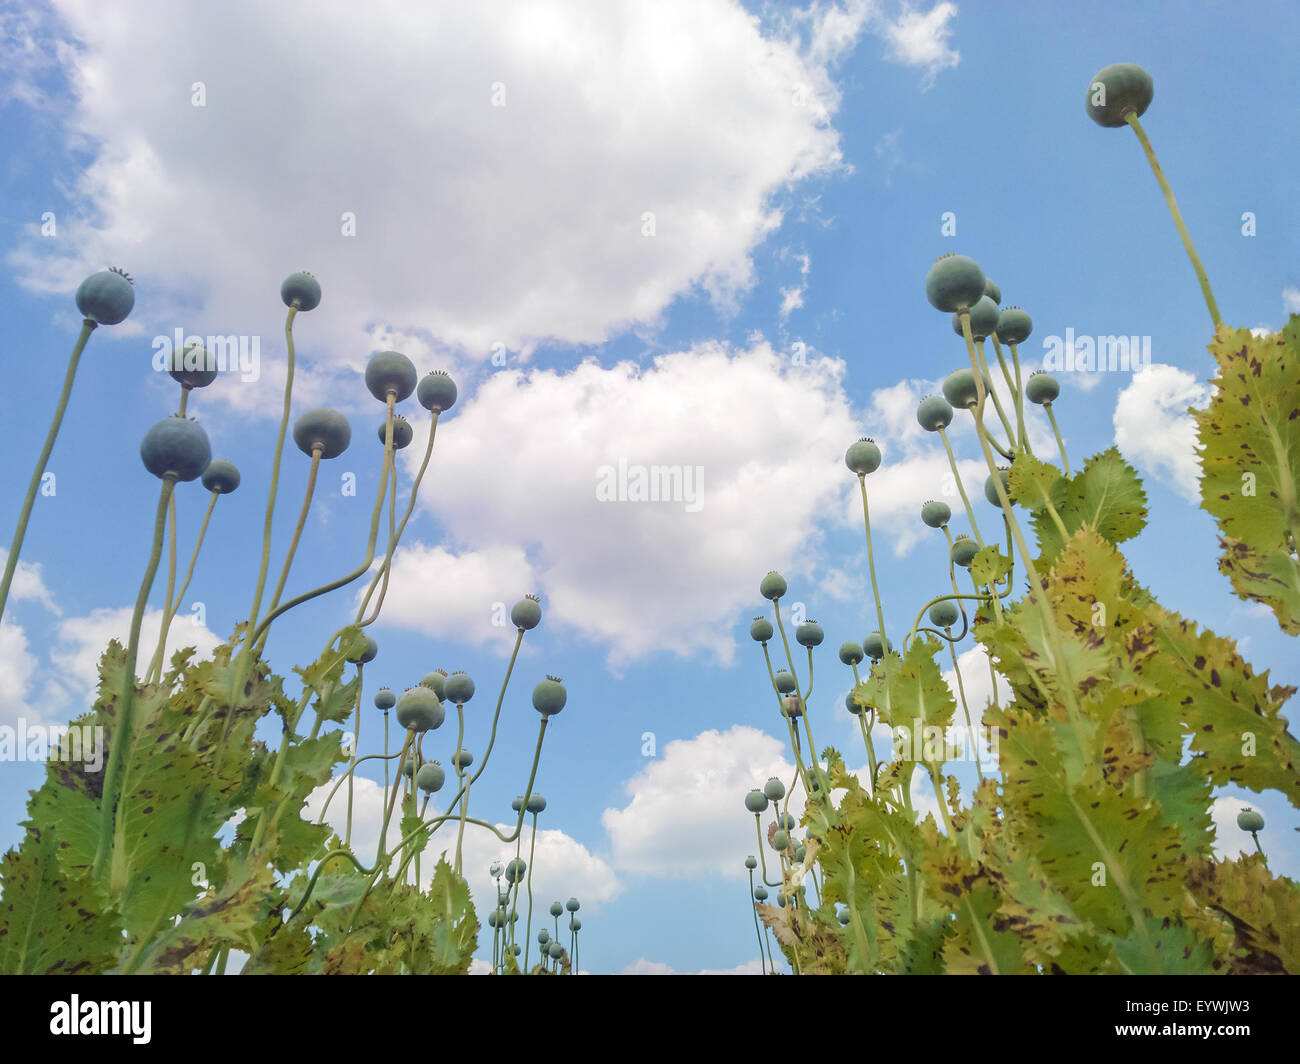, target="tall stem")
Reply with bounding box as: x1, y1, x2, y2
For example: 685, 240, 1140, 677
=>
1044, 403, 1071, 476
1124, 112, 1222, 329
0, 320, 96, 624
147, 489, 218, 685
936, 427, 984, 547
